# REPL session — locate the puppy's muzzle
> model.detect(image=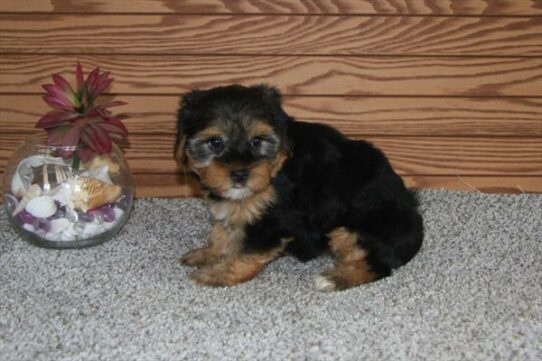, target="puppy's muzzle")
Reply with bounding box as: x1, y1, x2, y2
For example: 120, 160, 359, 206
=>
230, 169, 249, 187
